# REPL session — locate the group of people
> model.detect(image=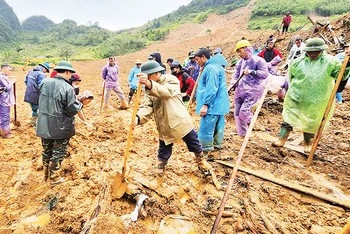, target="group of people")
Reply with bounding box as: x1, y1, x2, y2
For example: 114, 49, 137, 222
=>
1, 33, 349, 188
